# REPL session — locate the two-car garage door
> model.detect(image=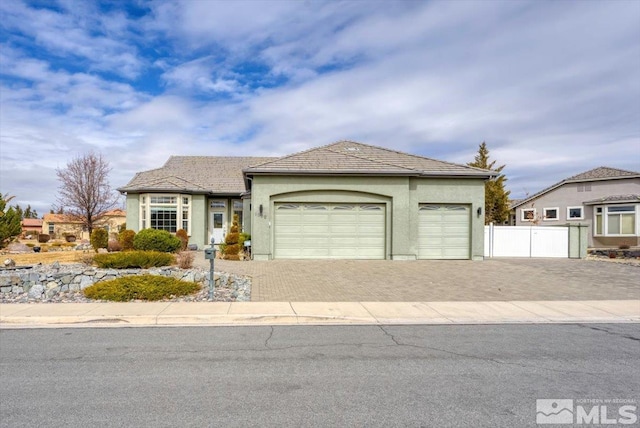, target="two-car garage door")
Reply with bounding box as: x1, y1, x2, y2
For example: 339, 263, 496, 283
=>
274, 203, 385, 259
